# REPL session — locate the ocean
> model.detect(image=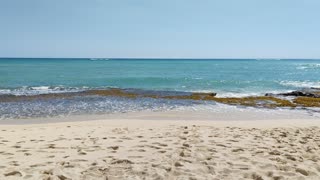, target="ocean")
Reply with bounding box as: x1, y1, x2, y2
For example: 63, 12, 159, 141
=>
1, 58, 320, 119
